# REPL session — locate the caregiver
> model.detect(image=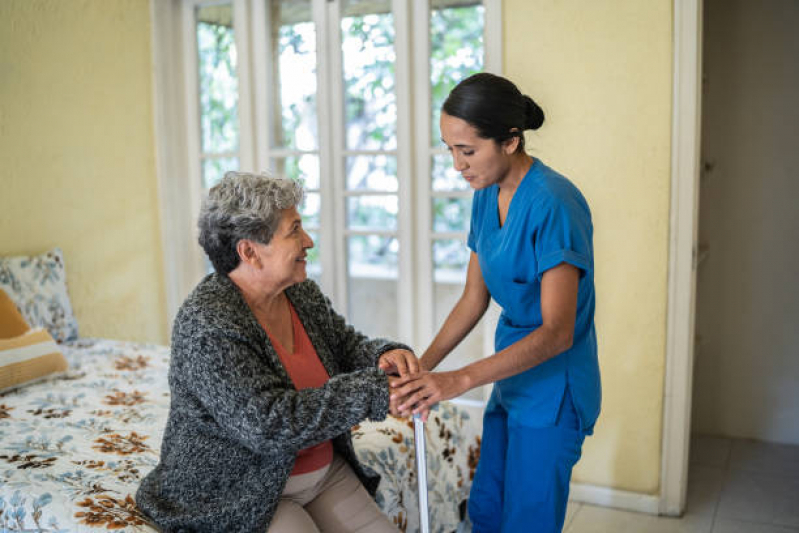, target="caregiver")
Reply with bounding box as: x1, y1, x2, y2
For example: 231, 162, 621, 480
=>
390, 73, 601, 533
